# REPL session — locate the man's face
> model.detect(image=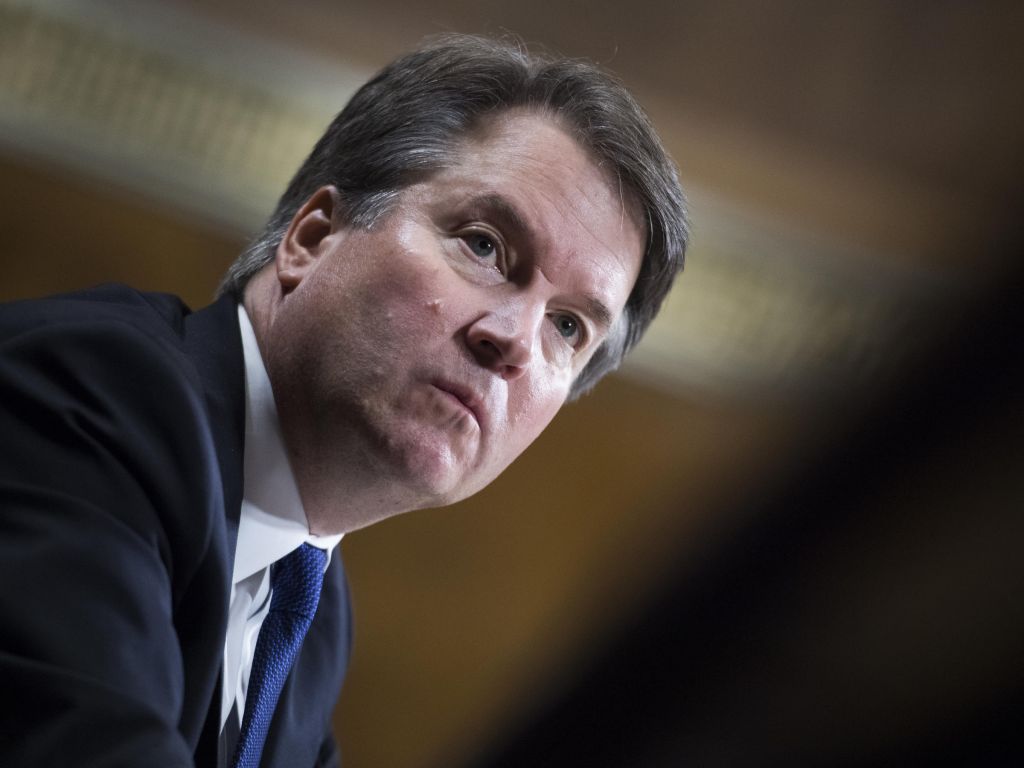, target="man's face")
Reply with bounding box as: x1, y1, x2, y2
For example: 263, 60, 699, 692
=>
264, 111, 644, 531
